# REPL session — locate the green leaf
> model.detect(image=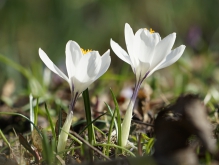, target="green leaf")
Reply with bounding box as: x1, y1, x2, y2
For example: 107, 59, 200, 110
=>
110, 88, 122, 146
146, 138, 154, 154
0, 54, 31, 78
0, 130, 10, 149
42, 131, 56, 164
0, 54, 45, 96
